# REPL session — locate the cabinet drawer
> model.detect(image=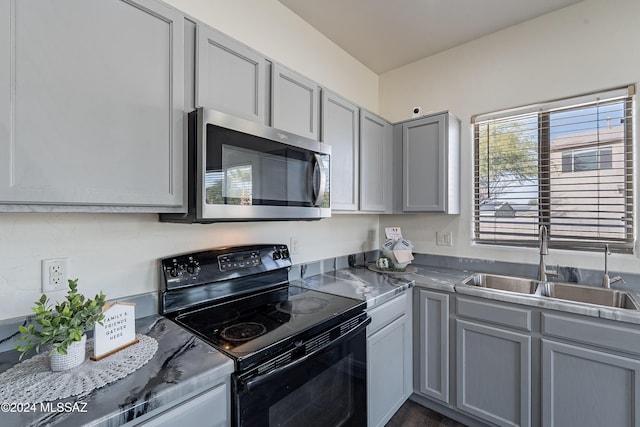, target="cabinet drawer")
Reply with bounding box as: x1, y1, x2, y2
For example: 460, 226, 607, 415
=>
367, 292, 408, 336
138, 381, 228, 426
457, 297, 532, 331
542, 313, 640, 355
